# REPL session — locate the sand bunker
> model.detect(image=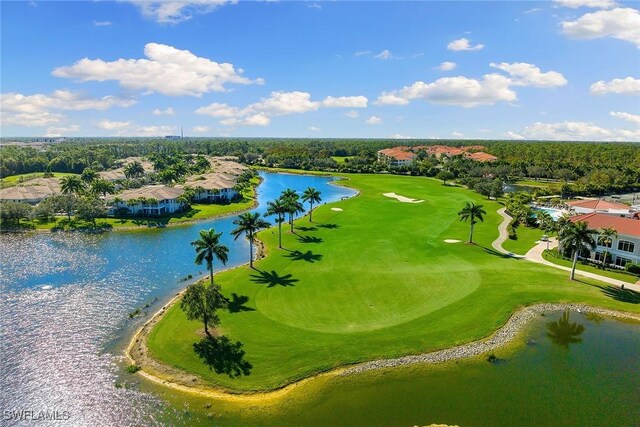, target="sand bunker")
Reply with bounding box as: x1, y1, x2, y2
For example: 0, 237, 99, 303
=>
331, 208, 343, 211
444, 239, 462, 243
382, 193, 425, 204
